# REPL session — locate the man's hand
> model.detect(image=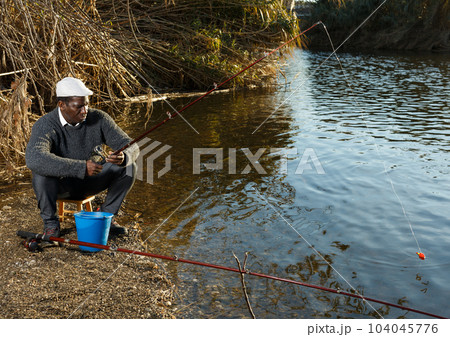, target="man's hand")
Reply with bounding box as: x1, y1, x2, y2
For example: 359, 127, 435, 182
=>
86, 160, 103, 176
106, 151, 125, 165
